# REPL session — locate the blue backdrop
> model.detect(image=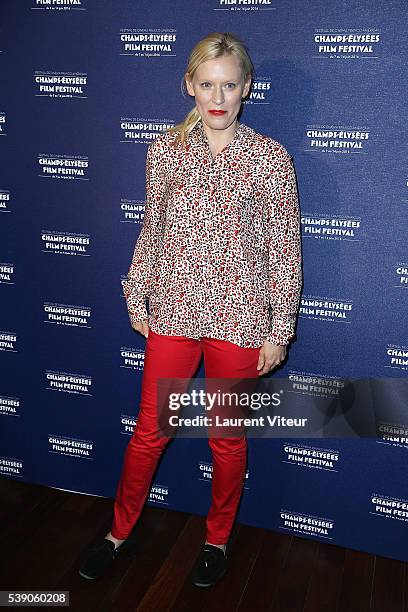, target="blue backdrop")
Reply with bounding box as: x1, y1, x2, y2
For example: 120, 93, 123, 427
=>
1, 0, 407, 562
